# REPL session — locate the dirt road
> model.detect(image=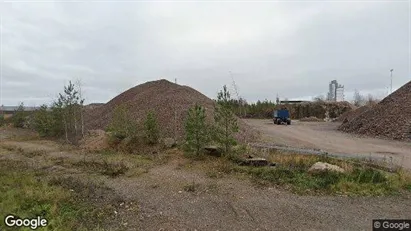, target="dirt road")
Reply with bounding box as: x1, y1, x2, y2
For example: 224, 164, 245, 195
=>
244, 119, 411, 169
